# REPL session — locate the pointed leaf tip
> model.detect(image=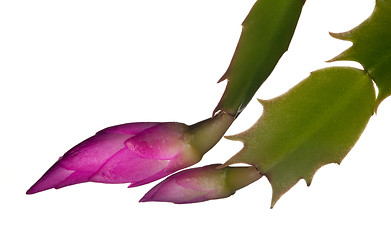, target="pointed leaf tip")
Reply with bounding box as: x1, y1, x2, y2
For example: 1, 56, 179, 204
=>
305, 177, 312, 187
329, 30, 356, 41
257, 98, 270, 108
224, 134, 241, 142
